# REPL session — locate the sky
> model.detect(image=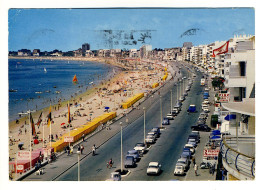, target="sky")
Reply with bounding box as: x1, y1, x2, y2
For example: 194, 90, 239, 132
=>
8, 8, 255, 51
